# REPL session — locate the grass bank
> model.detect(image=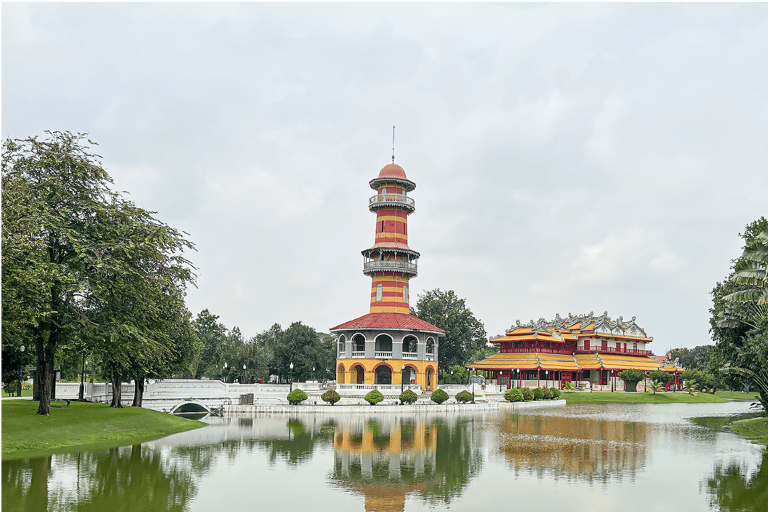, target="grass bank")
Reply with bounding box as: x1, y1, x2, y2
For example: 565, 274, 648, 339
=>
714, 390, 763, 400
1, 389, 33, 398
561, 391, 726, 404
2, 399, 205, 461
730, 416, 768, 446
